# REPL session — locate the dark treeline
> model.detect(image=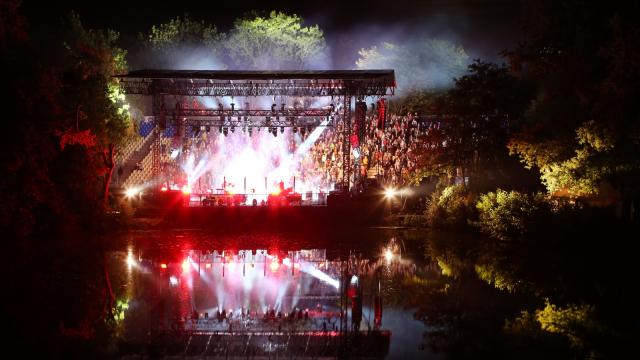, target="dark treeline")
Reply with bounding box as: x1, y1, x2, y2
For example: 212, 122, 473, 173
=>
393, 1, 640, 358
1, 0, 640, 357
